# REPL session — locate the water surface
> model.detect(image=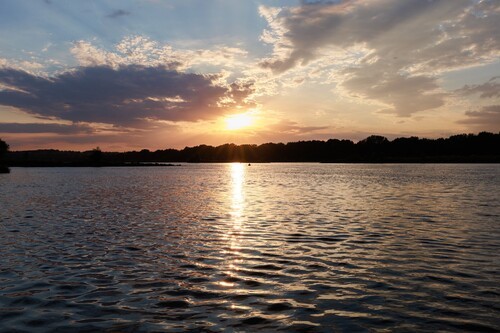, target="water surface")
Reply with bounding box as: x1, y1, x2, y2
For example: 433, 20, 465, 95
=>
1, 164, 499, 332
